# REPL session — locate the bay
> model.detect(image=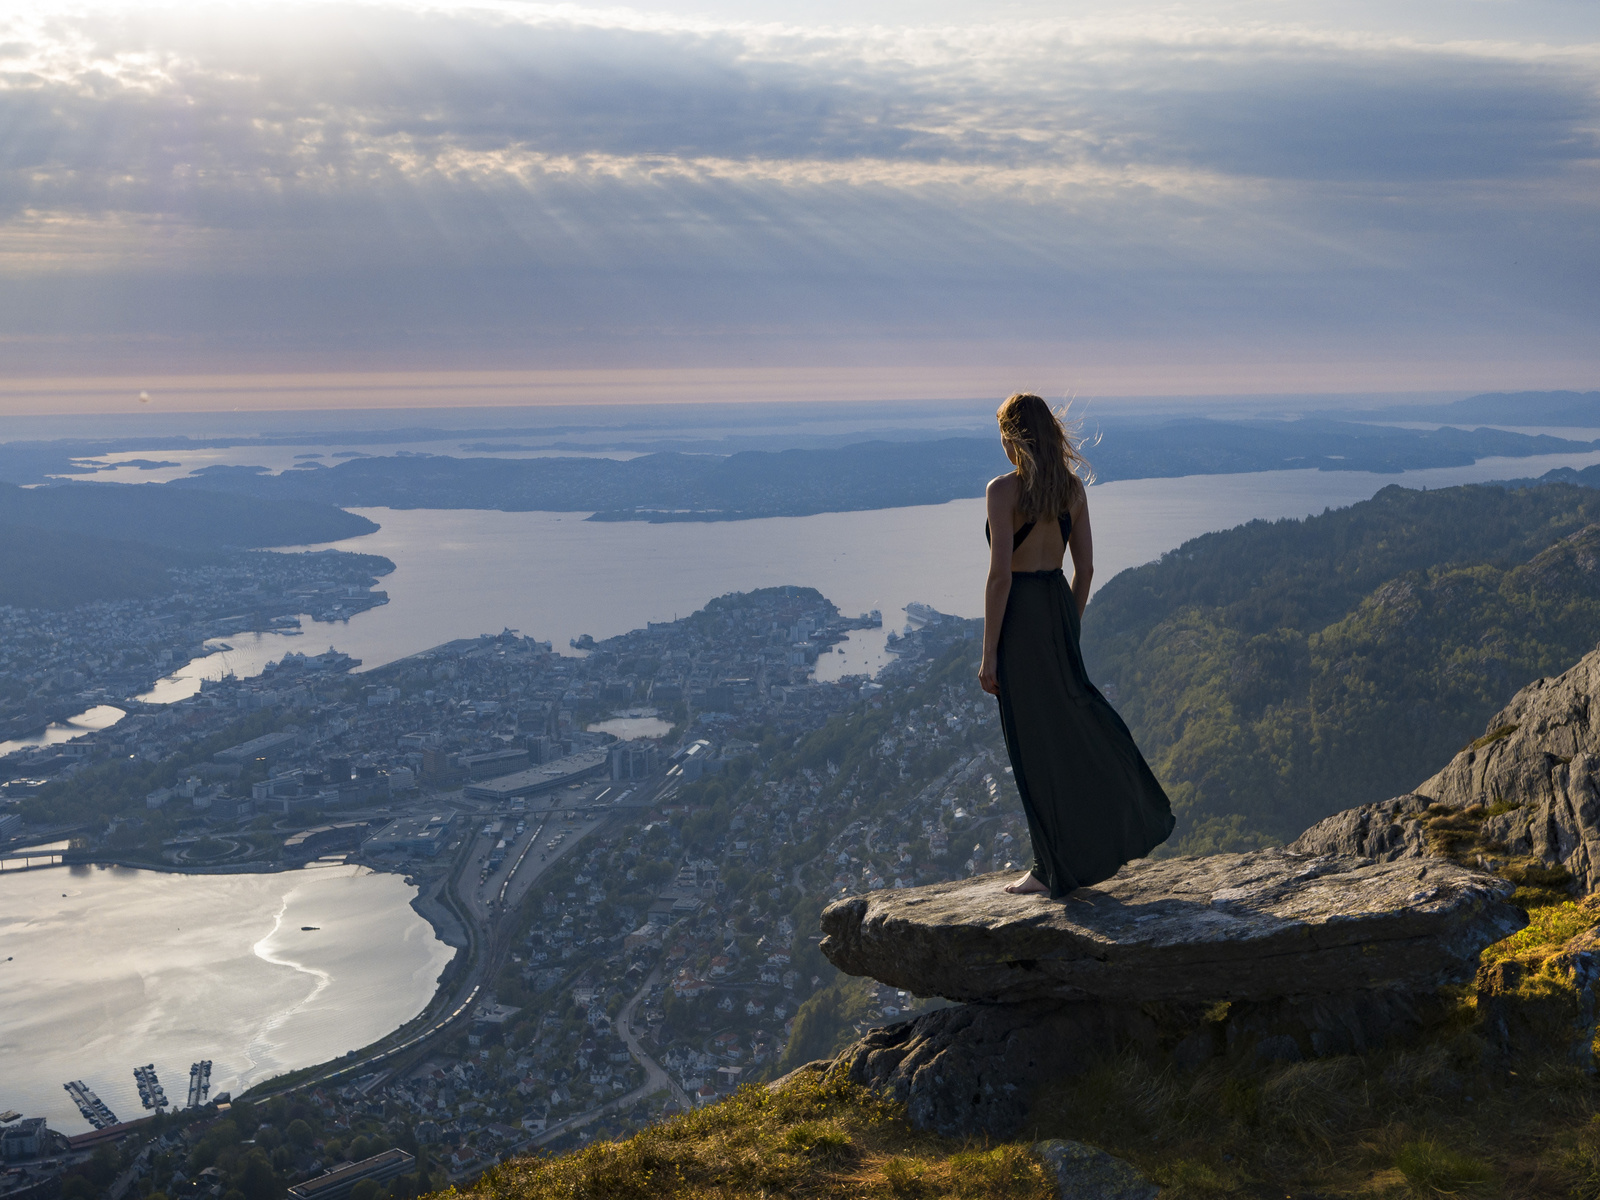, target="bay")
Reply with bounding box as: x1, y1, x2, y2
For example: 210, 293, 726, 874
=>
0, 863, 453, 1133
123, 446, 1600, 700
